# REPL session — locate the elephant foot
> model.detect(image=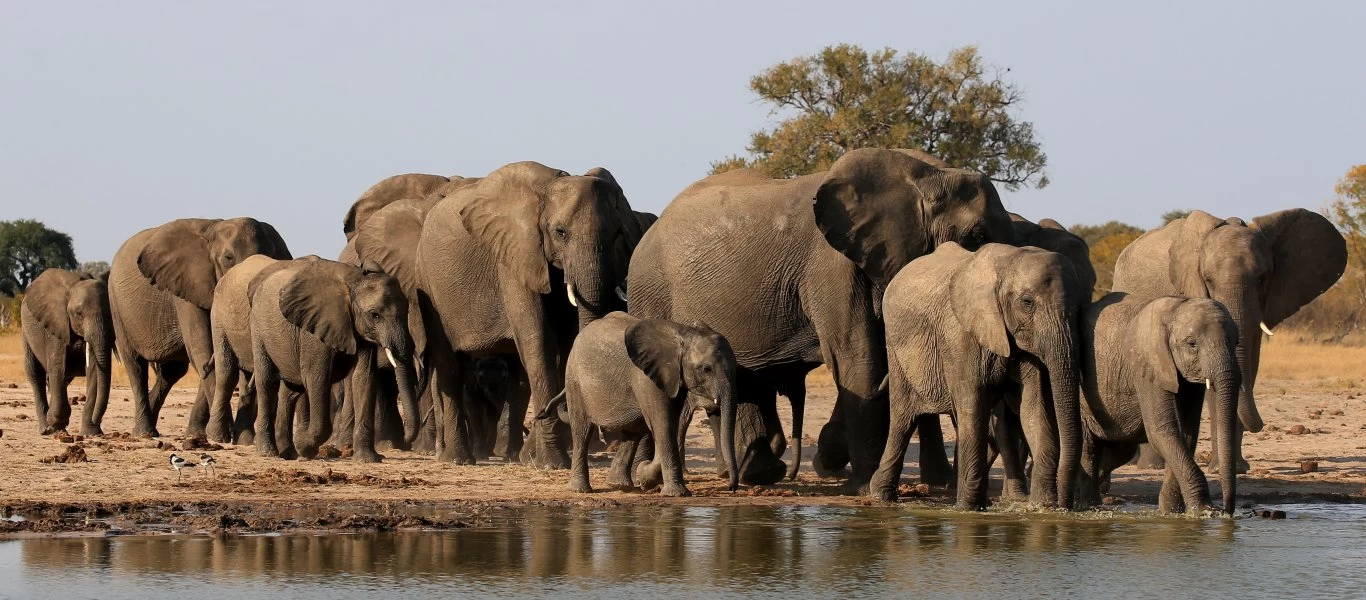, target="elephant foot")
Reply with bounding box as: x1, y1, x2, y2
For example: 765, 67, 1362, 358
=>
954, 500, 989, 512
278, 446, 299, 461
530, 454, 569, 471
1207, 457, 1250, 475
353, 449, 383, 464
133, 424, 161, 439
812, 435, 850, 478
437, 446, 476, 465
39, 424, 60, 436
740, 459, 787, 486
841, 474, 872, 497
569, 479, 592, 494
235, 430, 255, 447
1001, 480, 1029, 503
256, 443, 280, 458
918, 455, 956, 487
659, 484, 691, 498
635, 462, 664, 490
206, 425, 233, 445
606, 471, 633, 489
81, 425, 105, 437
1027, 492, 1059, 509
871, 484, 899, 503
